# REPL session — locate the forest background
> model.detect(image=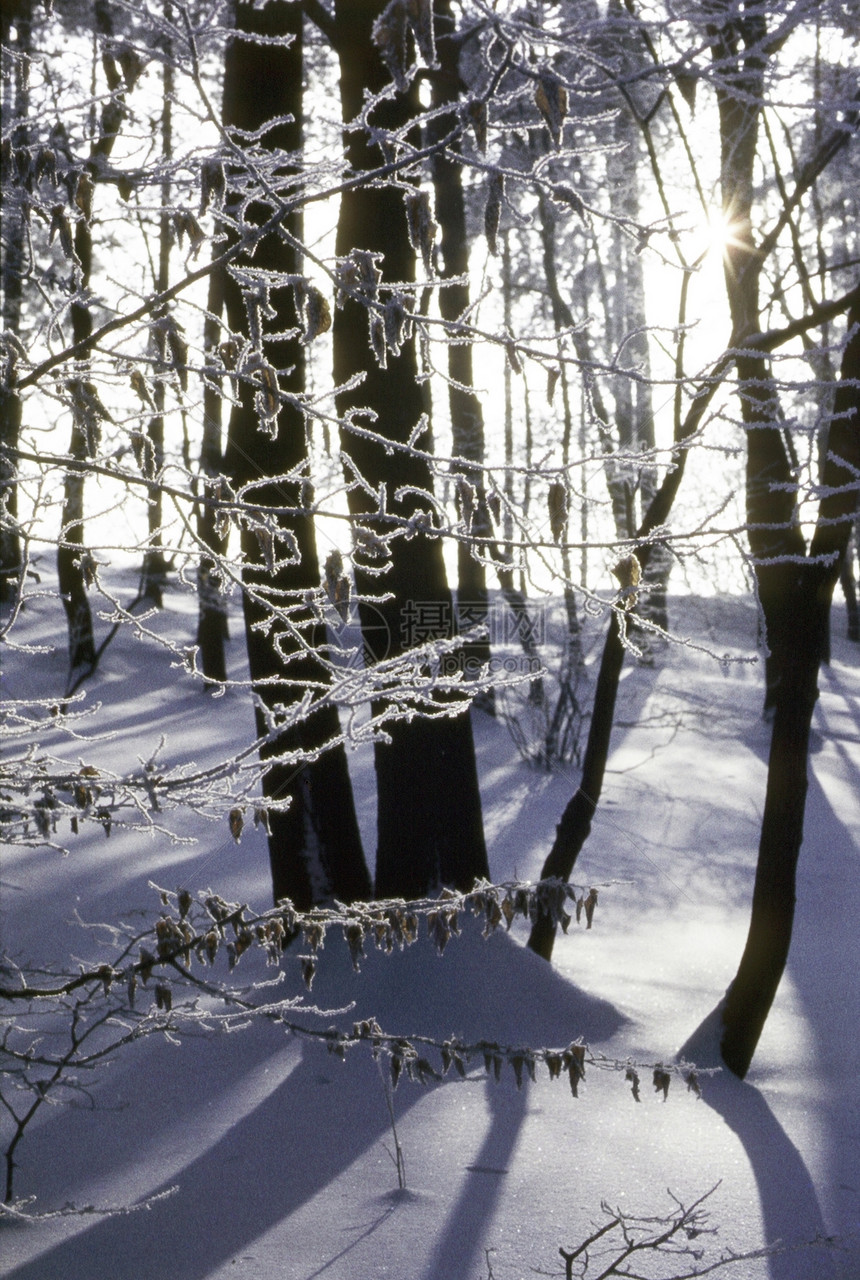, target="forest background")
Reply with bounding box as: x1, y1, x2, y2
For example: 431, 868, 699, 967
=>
1, 0, 860, 1275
